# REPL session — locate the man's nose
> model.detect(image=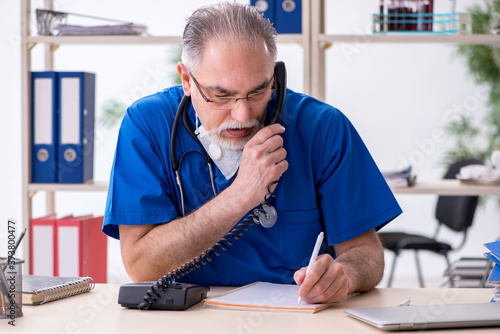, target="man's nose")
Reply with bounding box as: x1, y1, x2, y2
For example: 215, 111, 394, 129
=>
230, 98, 251, 124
